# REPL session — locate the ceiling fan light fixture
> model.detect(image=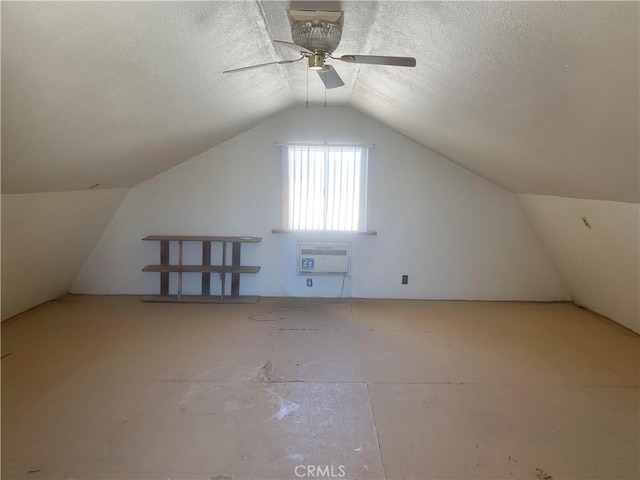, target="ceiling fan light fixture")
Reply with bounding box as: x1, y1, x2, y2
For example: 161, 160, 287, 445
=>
291, 20, 342, 53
